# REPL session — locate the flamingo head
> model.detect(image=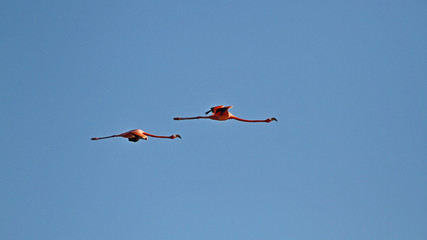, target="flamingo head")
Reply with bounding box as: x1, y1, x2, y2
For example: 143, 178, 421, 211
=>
266, 117, 278, 122
172, 134, 182, 139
